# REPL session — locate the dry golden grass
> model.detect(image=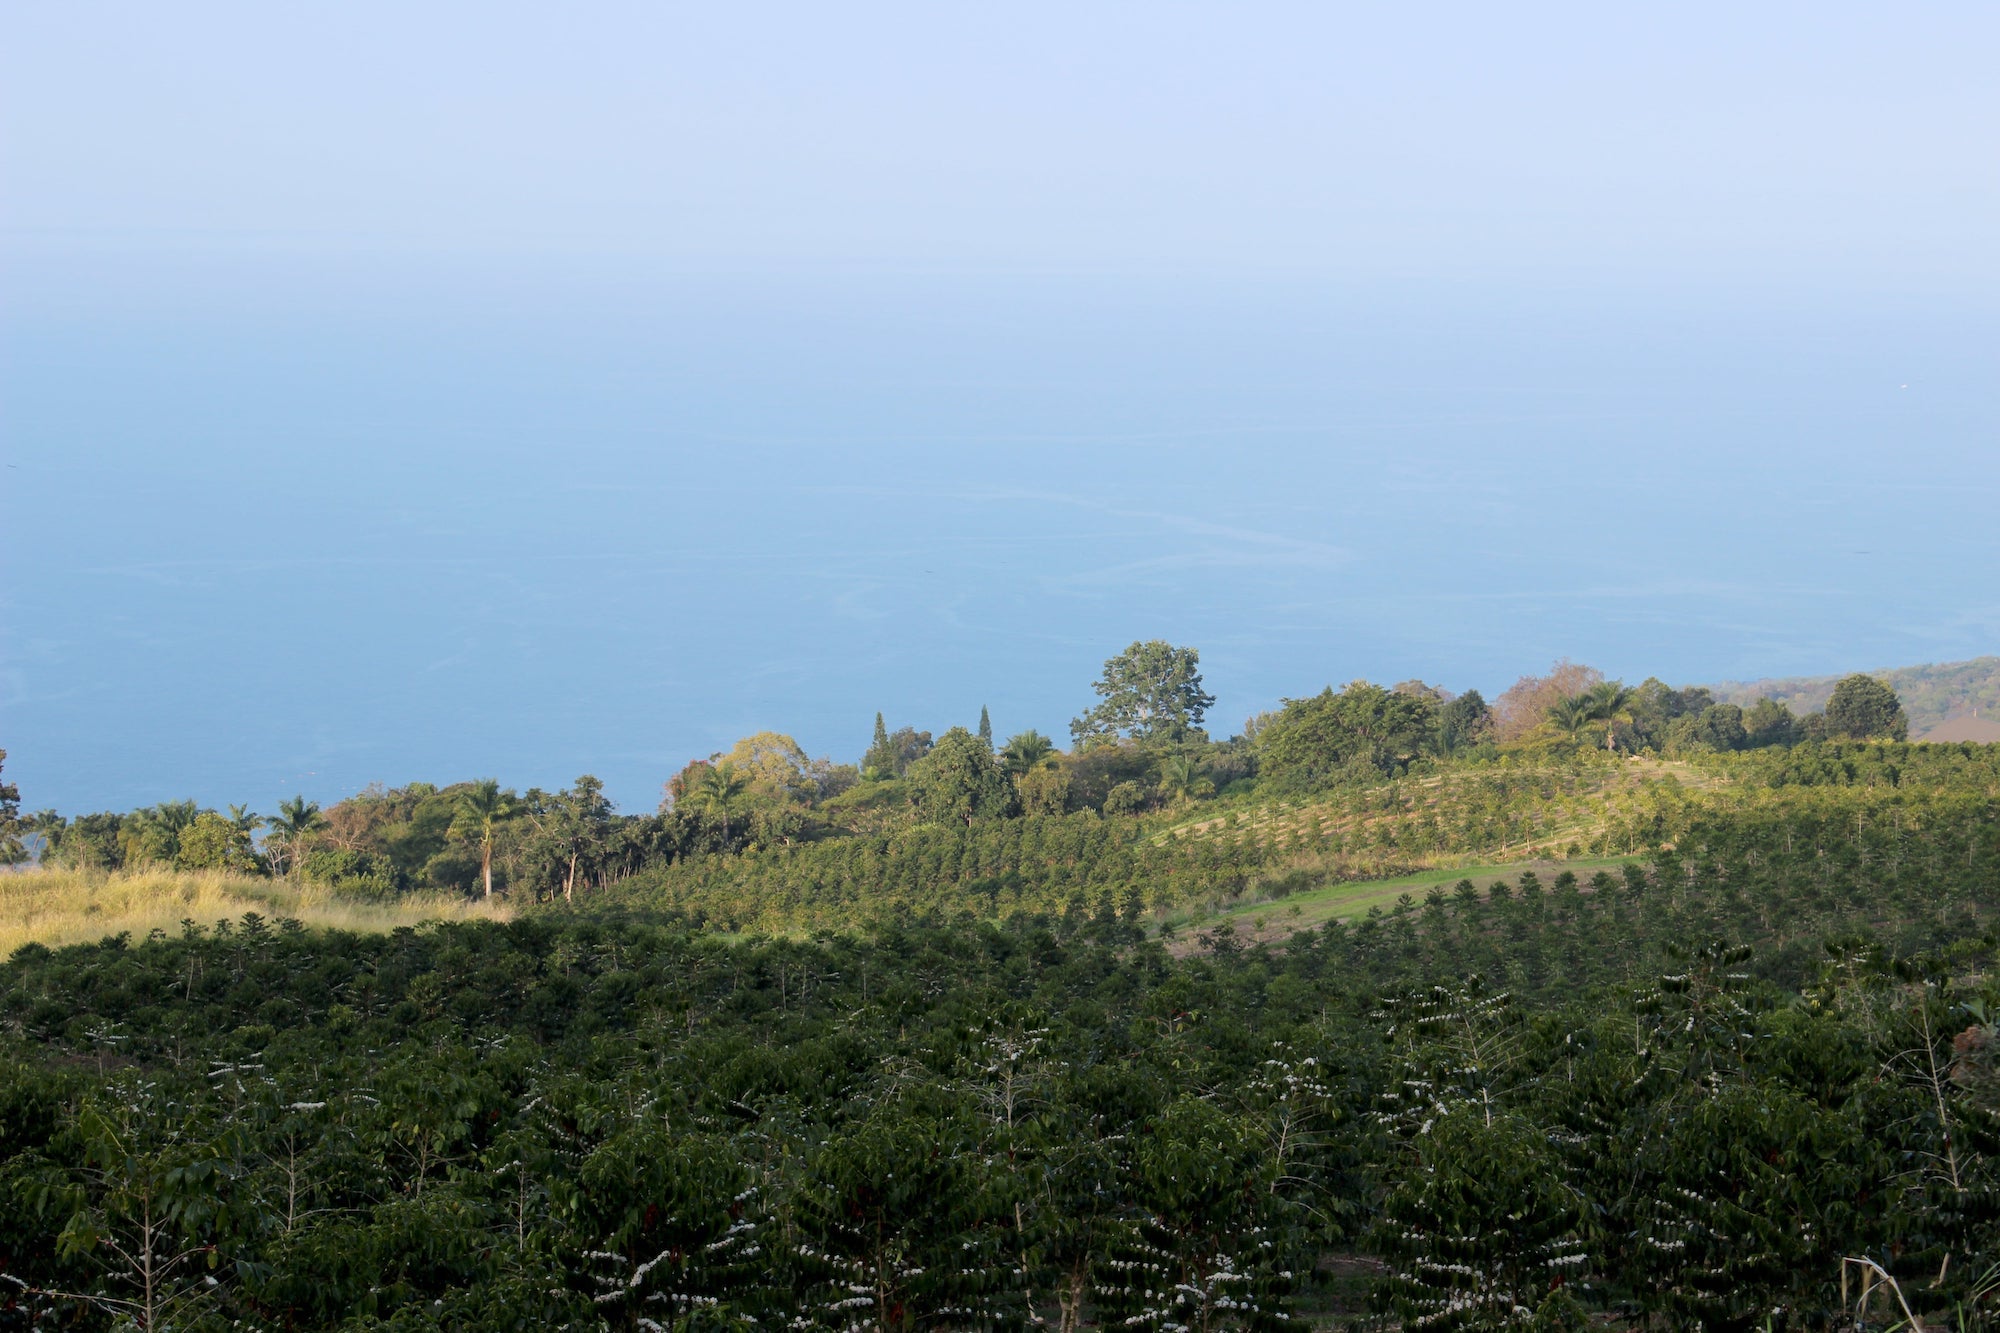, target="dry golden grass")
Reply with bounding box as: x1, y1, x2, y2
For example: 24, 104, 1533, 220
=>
0, 866, 511, 955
